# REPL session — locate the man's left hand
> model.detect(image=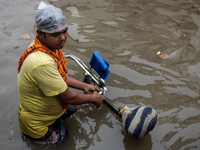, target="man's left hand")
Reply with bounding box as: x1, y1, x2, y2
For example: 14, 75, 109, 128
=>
84, 84, 102, 94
